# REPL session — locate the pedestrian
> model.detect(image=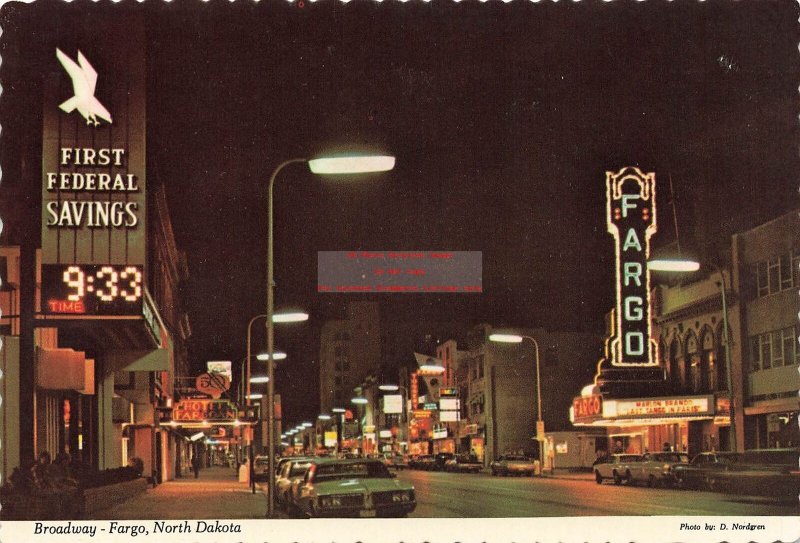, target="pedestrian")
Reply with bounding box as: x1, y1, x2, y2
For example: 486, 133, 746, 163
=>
662, 442, 672, 452
191, 454, 201, 479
